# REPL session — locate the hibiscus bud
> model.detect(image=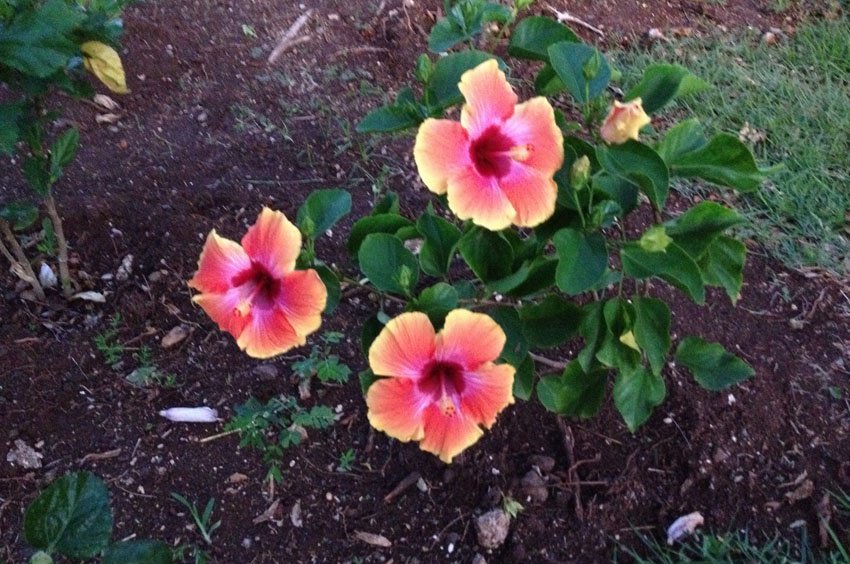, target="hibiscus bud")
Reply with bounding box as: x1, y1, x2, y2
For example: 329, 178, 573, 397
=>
570, 155, 591, 191
159, 407, 219, 423
638, 225, 673, 253
600, 98, 651, 145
